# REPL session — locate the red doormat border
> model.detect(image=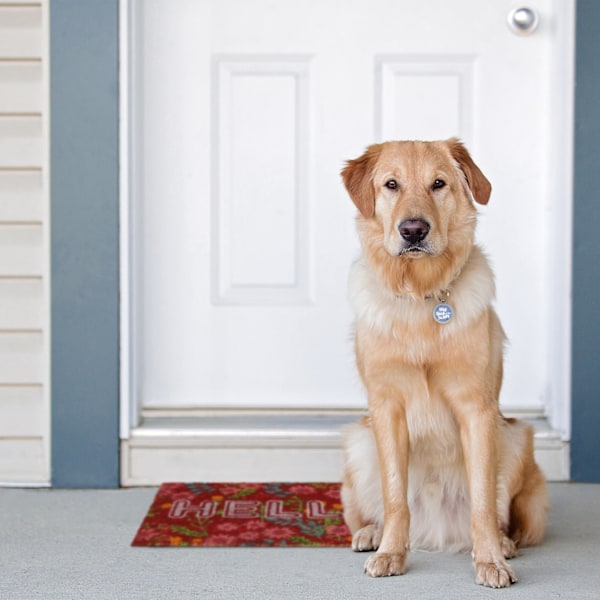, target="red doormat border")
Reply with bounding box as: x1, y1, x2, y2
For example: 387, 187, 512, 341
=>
132, 482, 352, 548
